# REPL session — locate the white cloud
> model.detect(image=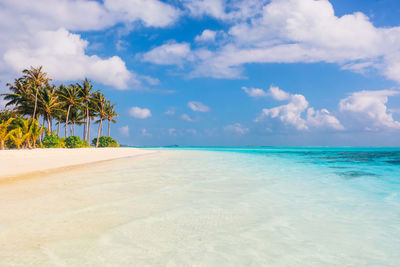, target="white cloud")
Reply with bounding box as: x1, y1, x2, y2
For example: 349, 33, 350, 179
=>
183, 0, 226, 19
256, 86, 344, 131
0, 0, 181, 90
129, 107, 152, 119
103, 0, 180, 28
195, 29, 217, 42
4, 28, 133, 89
224, 123, 249, 135
118, 125, 129, 136
188, 101, 210, 112
181, 114, 195, 122
242, 86, 268, 97
144, 0, 400, 85
142, 42, 191, 66
339, 90, 400, 130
